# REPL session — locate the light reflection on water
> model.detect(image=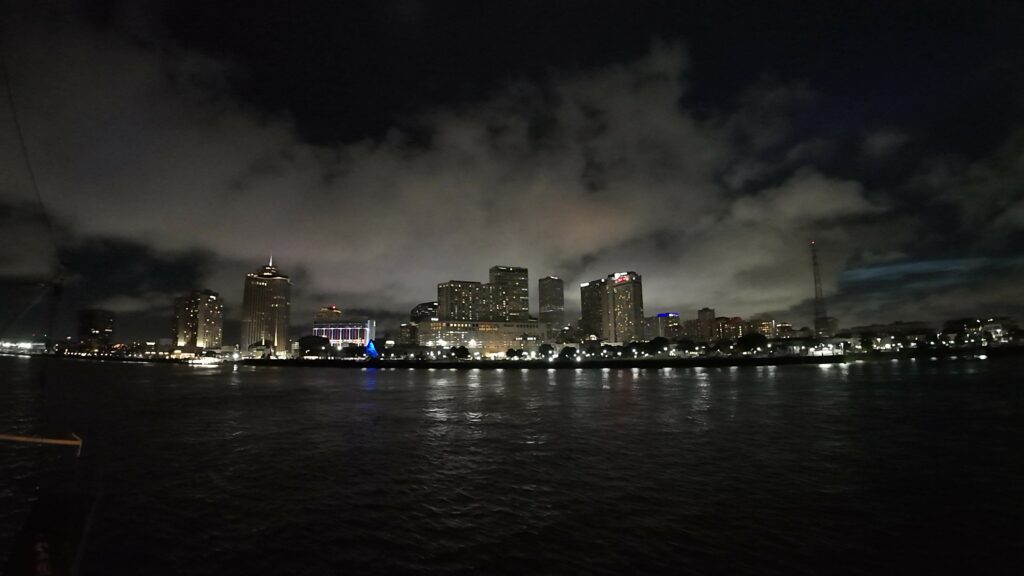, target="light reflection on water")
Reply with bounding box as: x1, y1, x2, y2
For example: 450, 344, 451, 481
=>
0, 357, 1022, 575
